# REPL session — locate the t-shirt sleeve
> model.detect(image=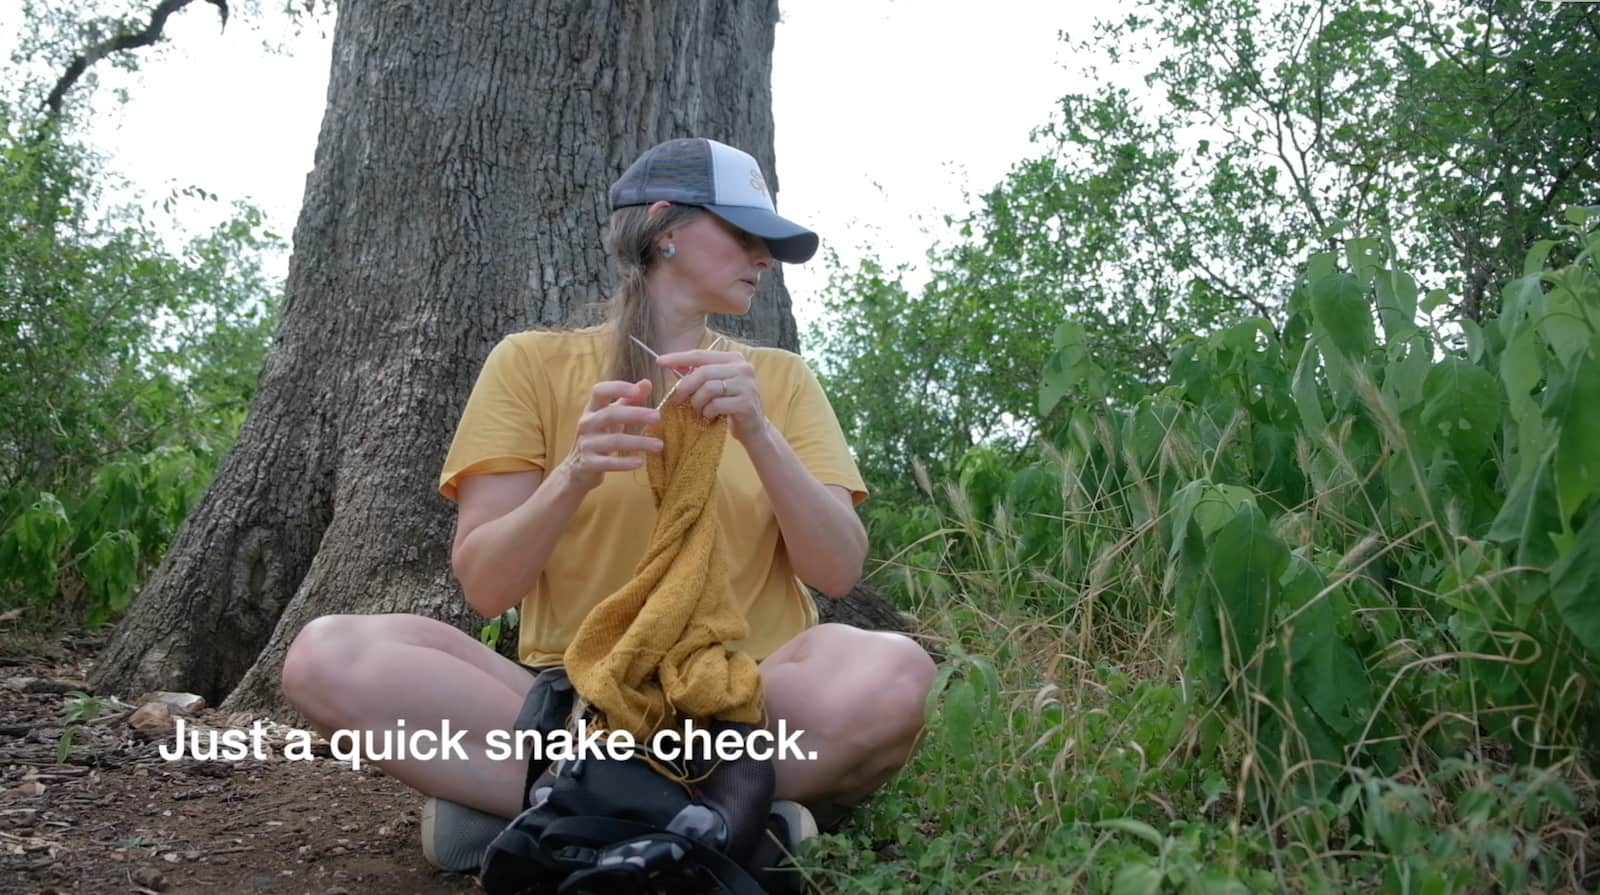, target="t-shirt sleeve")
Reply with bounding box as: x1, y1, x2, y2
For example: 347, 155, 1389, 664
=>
783, 358, 869, 507
438, 335, 548, 503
